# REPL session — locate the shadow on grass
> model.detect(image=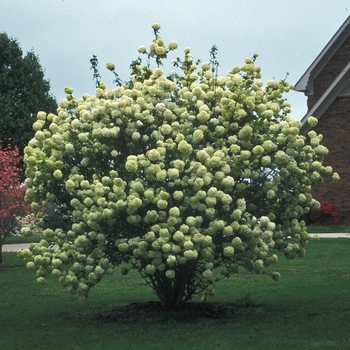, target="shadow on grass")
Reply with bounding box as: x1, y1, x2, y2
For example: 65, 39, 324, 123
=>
92, 295, 262, 324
